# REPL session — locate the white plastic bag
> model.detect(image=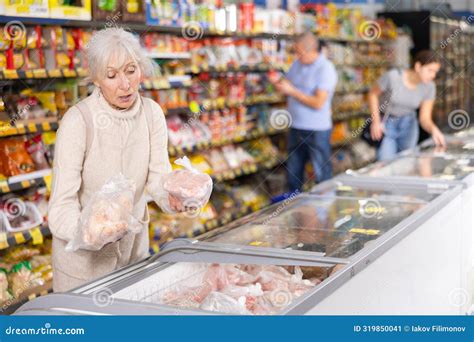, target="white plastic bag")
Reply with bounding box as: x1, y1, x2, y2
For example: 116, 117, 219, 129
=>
200, 291, 250, 315
162, 156, 213, 212
66, 174, 141, 252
